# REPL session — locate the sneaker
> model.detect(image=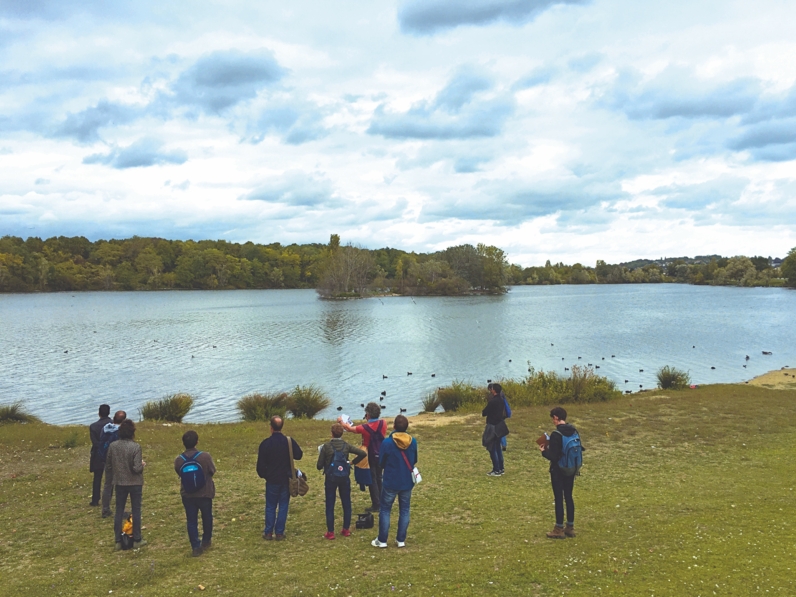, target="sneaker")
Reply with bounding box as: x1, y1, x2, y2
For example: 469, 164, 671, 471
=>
341, 528, 351, 537
201, 540, 212, 550
324, 531, 336, 540
191, 547, 204, 557
487, 471, 501, 476
275, 534, 285, 541
366, 506, 380, 513
498, 469, 505, 475
396, 541, 406, 548
262, 532, 273, 541
564, 525, 576, 538
371, 538, 388, 548
133, 539, 147, 549
102, 511, 112, 518
89, 501, 99, 507
546, 525, 566, 539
